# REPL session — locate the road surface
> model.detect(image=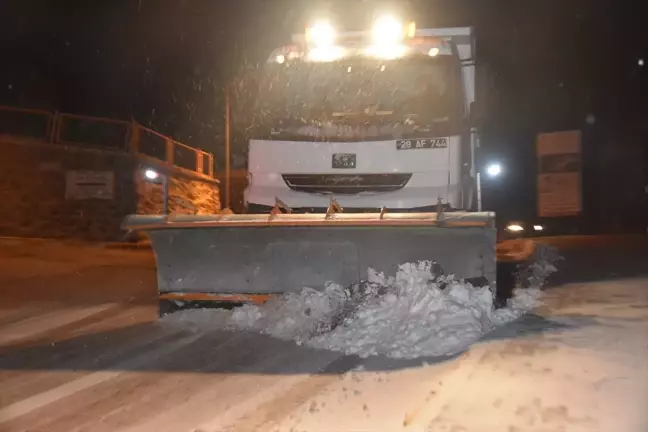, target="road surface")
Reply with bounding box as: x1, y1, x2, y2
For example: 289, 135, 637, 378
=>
1, 236, 647, 431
